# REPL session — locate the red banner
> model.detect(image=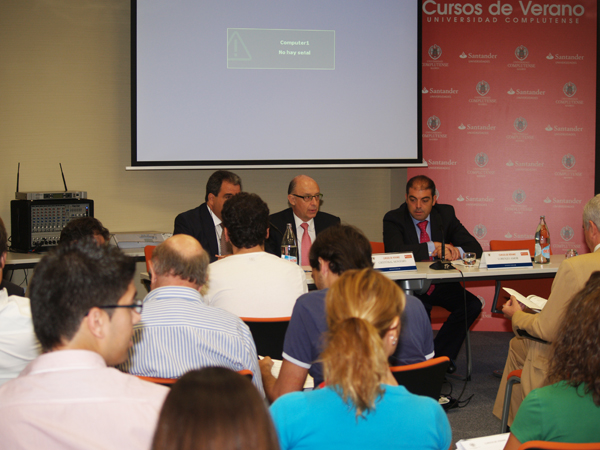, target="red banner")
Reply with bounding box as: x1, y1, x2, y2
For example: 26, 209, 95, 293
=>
414, 0, 597, 330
